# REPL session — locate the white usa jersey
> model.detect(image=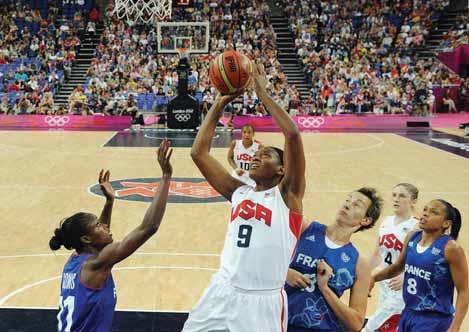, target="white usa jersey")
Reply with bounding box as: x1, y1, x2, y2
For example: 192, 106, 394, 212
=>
231, 140, 260, 186
378, 215, 417, 269
219, 185, 302, 290
233, 140, 260, 172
